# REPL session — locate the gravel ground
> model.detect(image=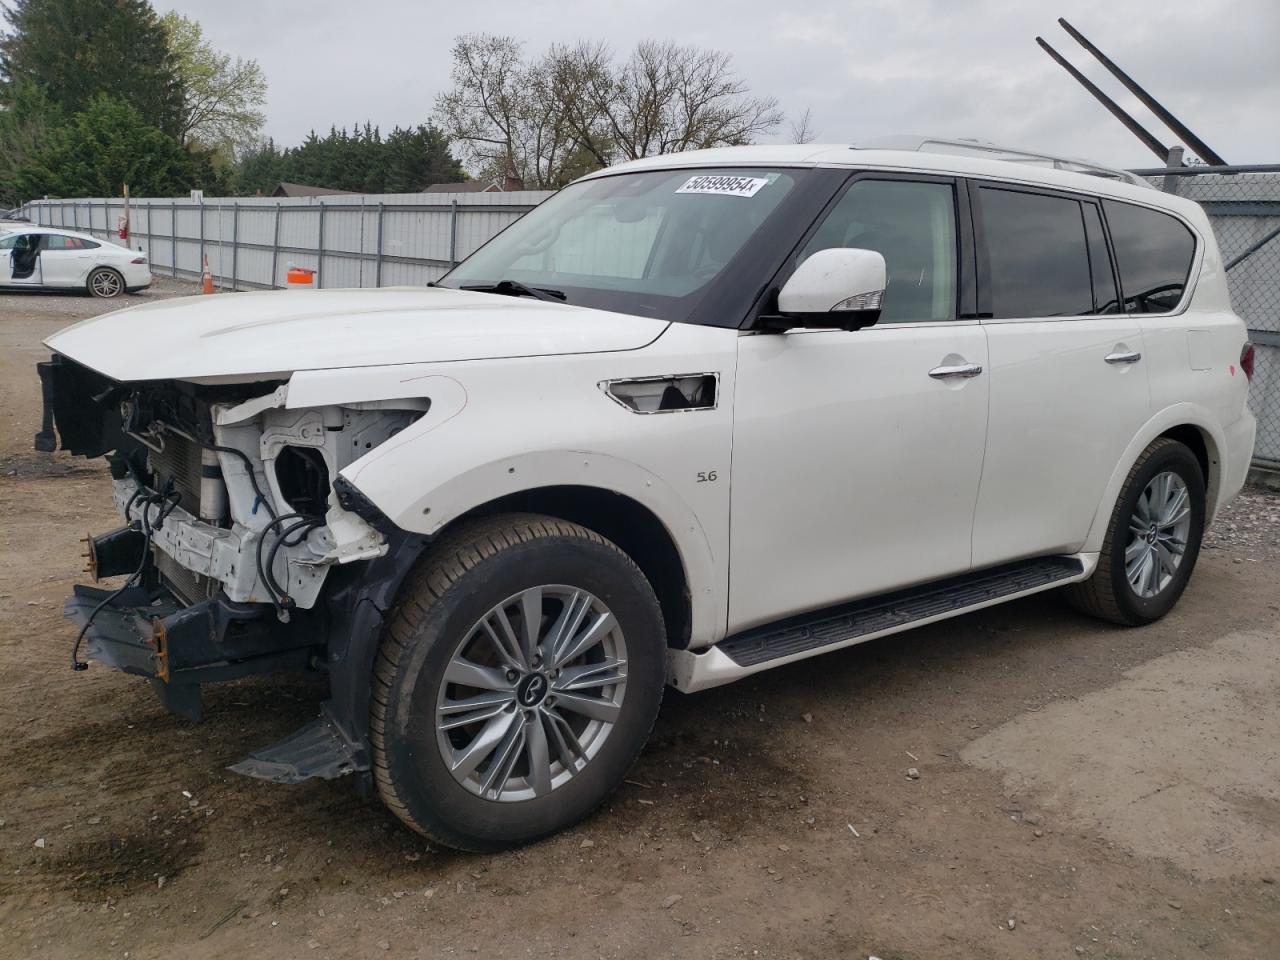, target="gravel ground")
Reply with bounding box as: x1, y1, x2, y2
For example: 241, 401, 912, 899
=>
1, 286, 1277, 959
1204, 484, 1280, 561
